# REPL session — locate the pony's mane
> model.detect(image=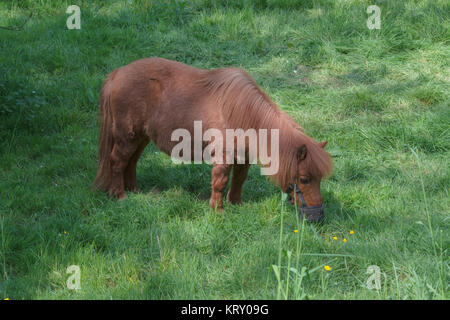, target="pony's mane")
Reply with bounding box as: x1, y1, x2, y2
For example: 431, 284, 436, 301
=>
200, 68, 333, 190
